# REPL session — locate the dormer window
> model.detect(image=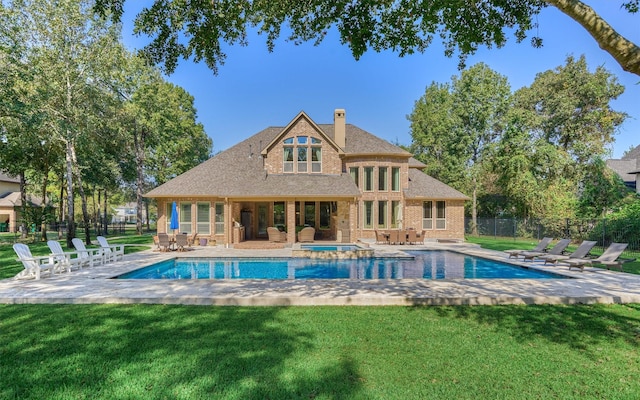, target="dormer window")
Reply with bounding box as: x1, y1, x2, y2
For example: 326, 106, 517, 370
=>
282, 136, 322, 173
